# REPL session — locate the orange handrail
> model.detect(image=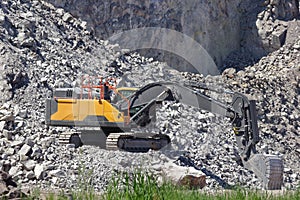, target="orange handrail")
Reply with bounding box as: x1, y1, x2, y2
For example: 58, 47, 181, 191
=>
79, 75, 131, 122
